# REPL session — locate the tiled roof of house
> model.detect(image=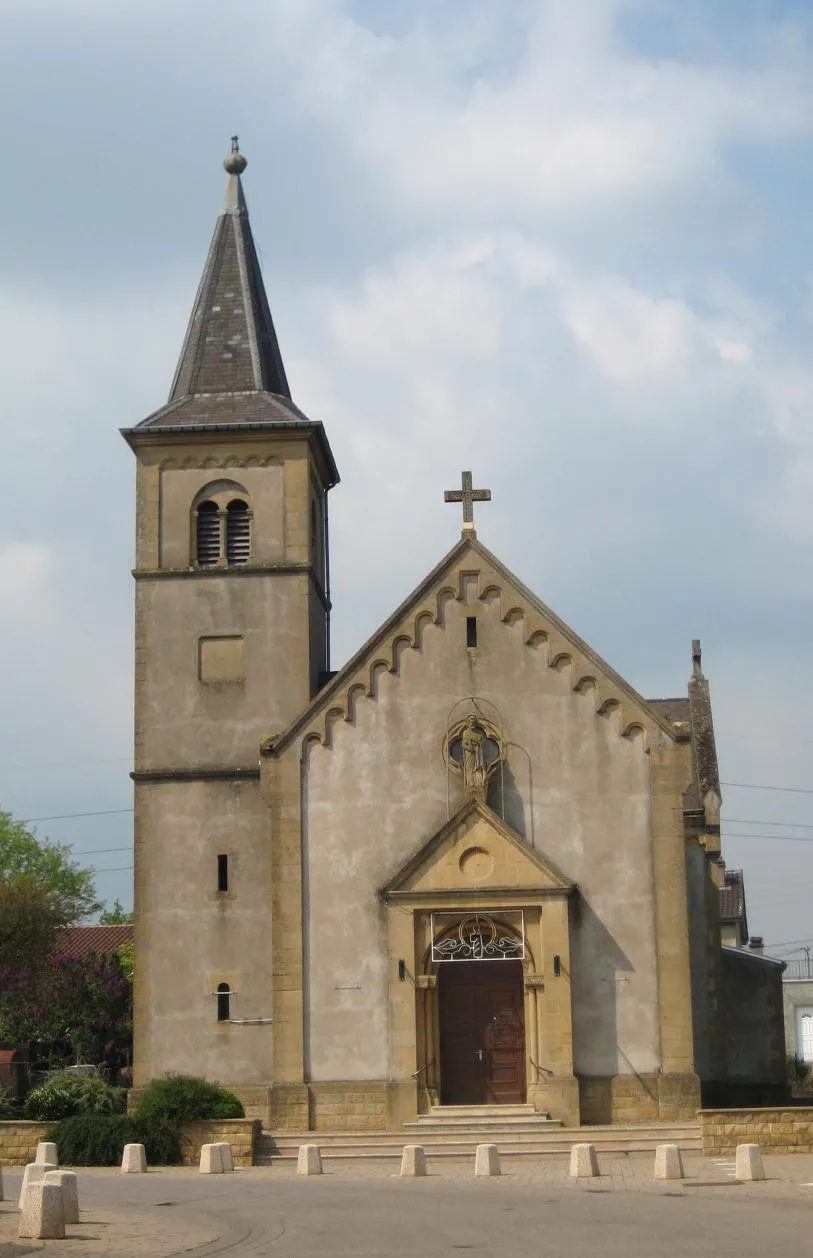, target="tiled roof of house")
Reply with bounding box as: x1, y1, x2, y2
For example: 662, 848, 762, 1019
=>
719, 869, 745, 921
53, 925, 133, 959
